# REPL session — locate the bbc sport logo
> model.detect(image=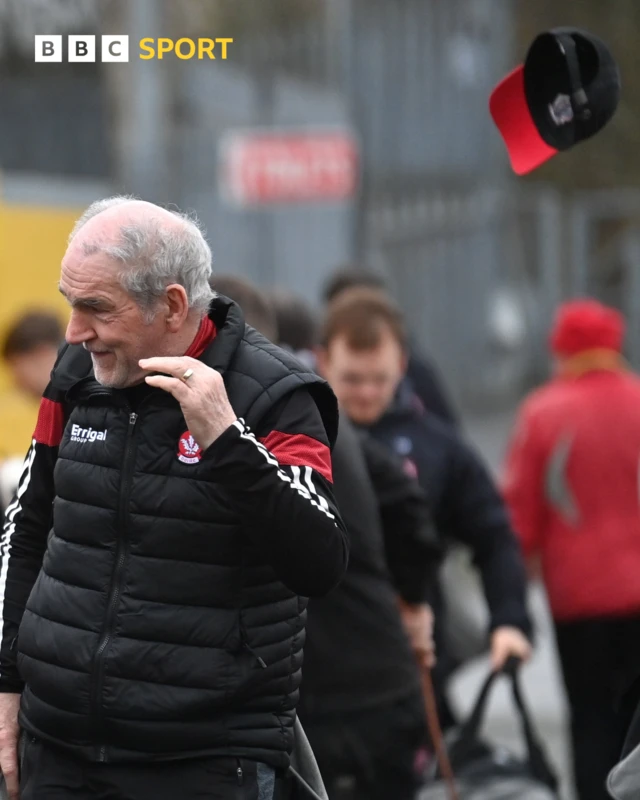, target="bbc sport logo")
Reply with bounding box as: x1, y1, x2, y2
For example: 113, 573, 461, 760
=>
34, 35, 233, 63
